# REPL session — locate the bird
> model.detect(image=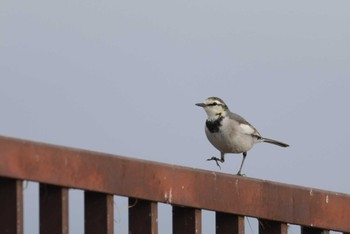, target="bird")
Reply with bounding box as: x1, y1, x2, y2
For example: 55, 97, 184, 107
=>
196, 97, 289, 175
